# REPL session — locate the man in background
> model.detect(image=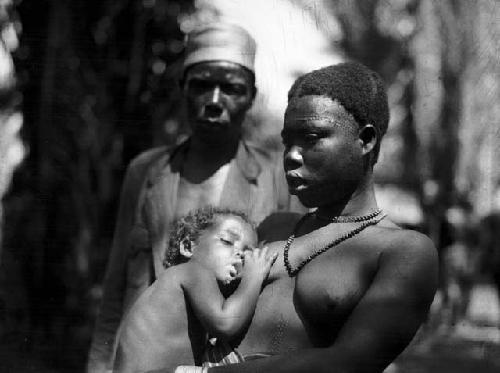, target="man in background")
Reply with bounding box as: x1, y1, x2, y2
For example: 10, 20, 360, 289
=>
87, 22, 302, 373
